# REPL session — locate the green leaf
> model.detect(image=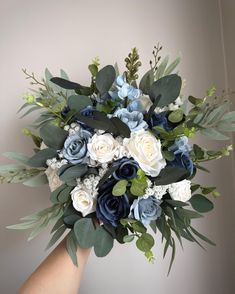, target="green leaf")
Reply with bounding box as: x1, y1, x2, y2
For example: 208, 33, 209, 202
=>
149, 74, 182, 107
110, 117, 131, 138
162, 150, 175, 161
50, 184, 67, 204
130, 179, 147, 196
165, 200, 189, 207
189, 194, 214, 213
27, 148, 58, 168
59, 165, 88, 185
154, 166, 189, 185
23, 173, 48, 187
189, 226, 216, 246
6, 220, 37, 230
193, 144, 204, 159
200, 128, 229, 140
188, 96, 204, 105
94, 226, 114, 257
2, 152, 29, 164
57, 186, 73, 203
112, 180, 128, 196
88, 64, 98, 76
136, 233, 155, 252
123, 235, 135, 243
51, 217, 64, 233
164, 57, 181, 76
168, 109, 184, 123
0, 164, 26, 173
66, 230, 78, 266
167, 237, 176, 275
132, 221, 147, 234
221, 110, 235, 122
116, 226, 128, 244
74, 218, 96, 248
63, 204, 82, 227
40, 124, 68, 150
139, 69, 154, 95
46, 225, 66, 250
68, 95, 92, 112
175, 208, 203, 219
155, 55, 169, 80
96, 65, 116, 94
